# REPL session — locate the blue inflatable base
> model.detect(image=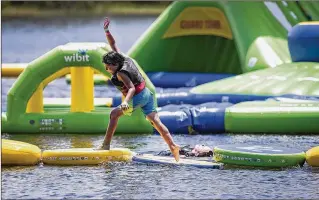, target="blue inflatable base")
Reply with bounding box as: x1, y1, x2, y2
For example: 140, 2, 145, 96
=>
156, 102, 233, 134
103, 72, 235, 88
288, 23, 319, 62
147, 72, 235, 88
100, 86, 319, 134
